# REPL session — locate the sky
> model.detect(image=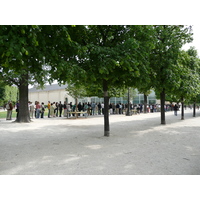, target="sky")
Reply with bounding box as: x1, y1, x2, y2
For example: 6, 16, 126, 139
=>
182, 25, 200, 56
